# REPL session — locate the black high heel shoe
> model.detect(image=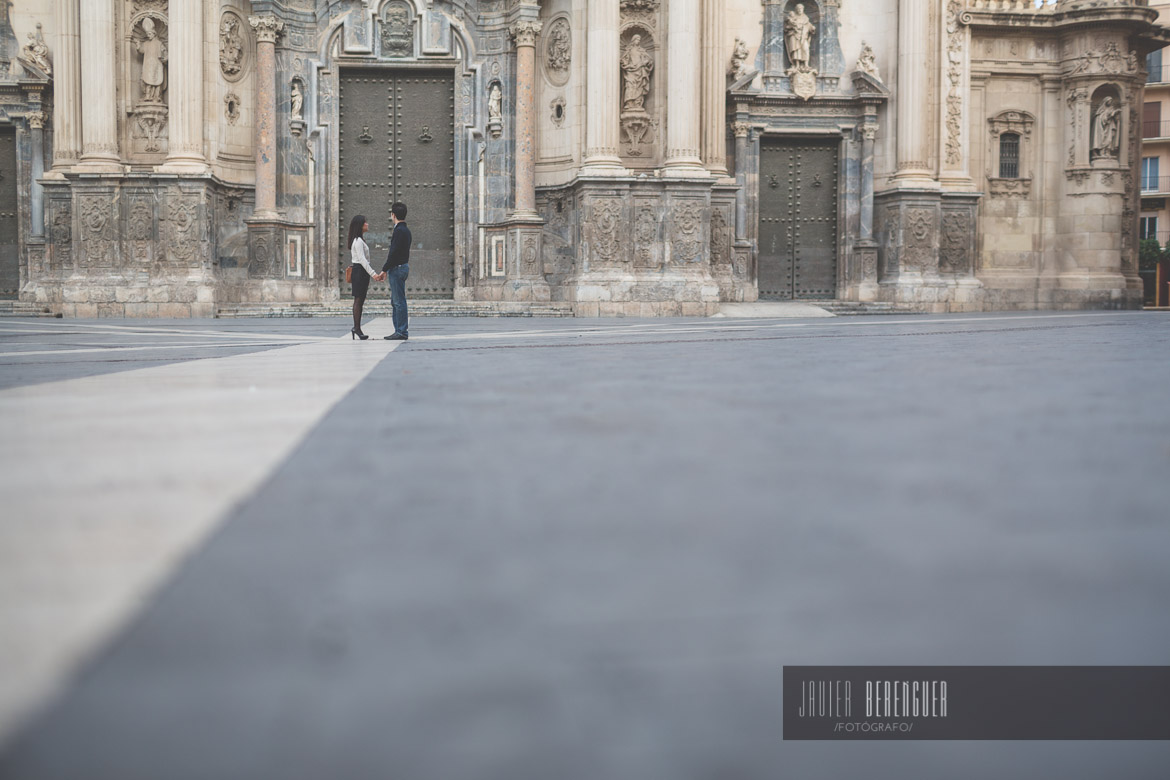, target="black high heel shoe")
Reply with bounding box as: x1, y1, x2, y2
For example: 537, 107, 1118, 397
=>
351, 328, 369, 340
